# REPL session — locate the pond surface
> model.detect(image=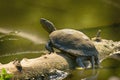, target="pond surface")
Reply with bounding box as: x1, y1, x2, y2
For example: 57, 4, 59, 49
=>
0, 0, 120, 79
0, 26, 120, 80
64, 58, 120, 80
